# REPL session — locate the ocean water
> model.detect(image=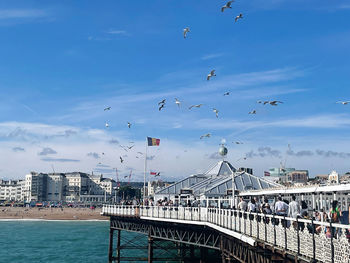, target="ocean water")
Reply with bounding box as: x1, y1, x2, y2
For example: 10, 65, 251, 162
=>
0, 220, 219, 263
0, 220, 117, 263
